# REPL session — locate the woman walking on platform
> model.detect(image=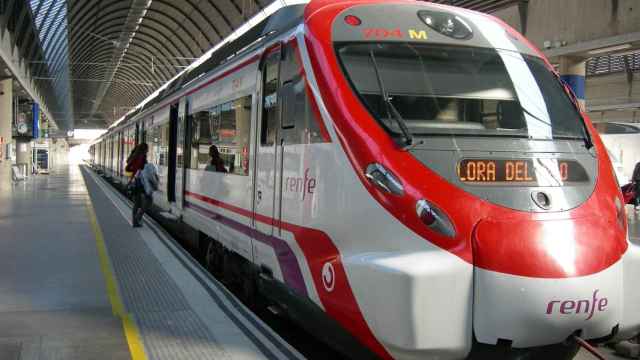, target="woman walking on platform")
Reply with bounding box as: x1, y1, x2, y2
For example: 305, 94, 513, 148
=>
125, 143, 156, 227
125, 143, 148, 180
